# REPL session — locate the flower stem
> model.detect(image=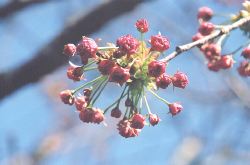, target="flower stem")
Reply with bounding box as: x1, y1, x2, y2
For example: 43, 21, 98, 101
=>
90, 78, 108, 106
103, 92, 128, 114
144, 95, 151, 114
147, 88, 170, 105
84, 67, 97, 71
72, 76, 103, 94
98, 46, 118, 50
81, 60, 96, 69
